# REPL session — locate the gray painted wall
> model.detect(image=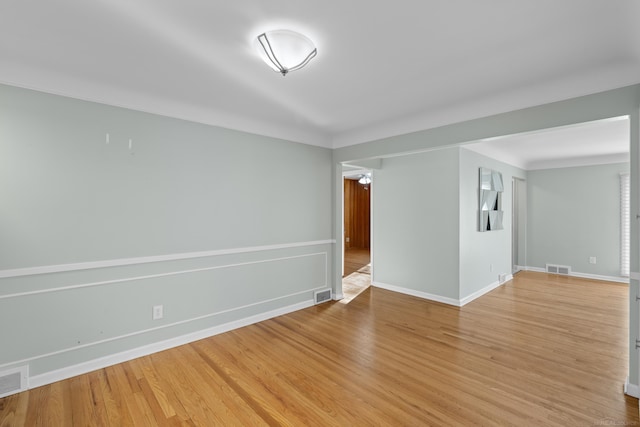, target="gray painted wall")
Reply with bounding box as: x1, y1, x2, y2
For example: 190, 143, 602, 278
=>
527, 163, 629, 278
0, 85, 332, 268
458, 148, 526, 300
371, 146, 527, 302
0, 84, 333, 377
372, 148, 460, 299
